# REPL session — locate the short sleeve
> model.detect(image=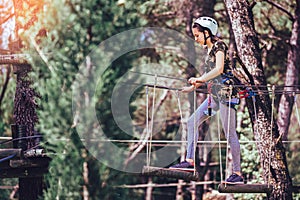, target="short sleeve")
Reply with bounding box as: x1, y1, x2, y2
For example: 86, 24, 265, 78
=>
213, 41, 227, 54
